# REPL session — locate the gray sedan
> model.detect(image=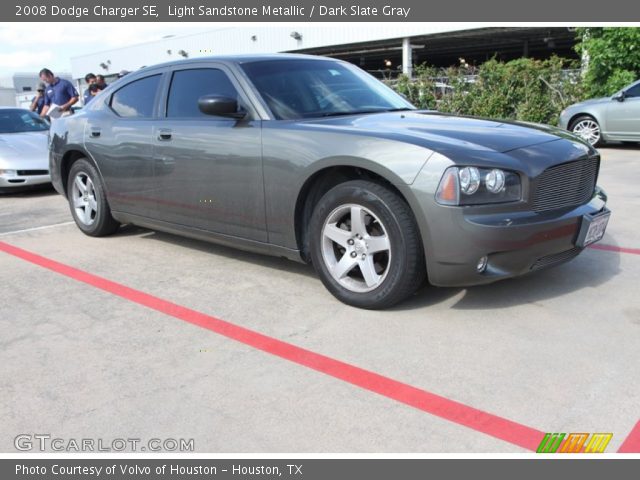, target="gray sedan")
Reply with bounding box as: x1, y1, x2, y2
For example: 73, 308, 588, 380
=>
559, 79, 640, 146
49, 55, 610, 309
0, 108, 51, 192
